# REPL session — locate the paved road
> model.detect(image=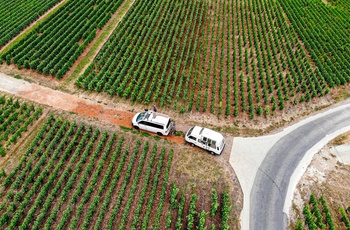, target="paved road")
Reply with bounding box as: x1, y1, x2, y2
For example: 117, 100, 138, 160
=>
250, 106, 350, 230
